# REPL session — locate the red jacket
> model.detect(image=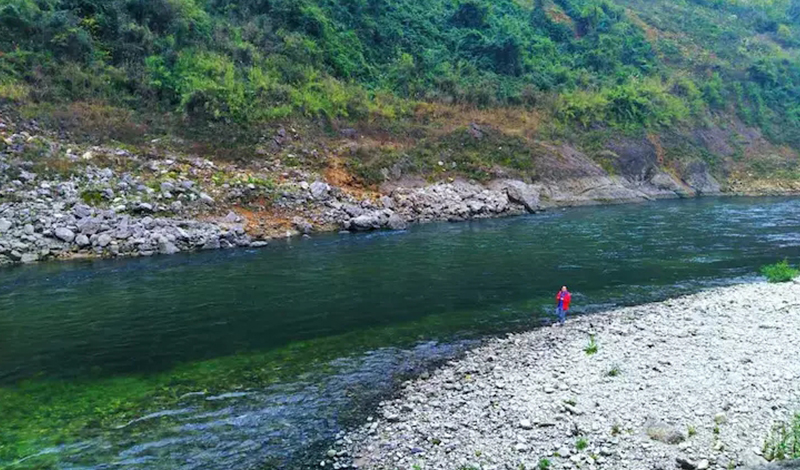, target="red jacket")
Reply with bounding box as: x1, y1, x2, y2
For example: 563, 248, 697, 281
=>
556, 291, 571, 311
